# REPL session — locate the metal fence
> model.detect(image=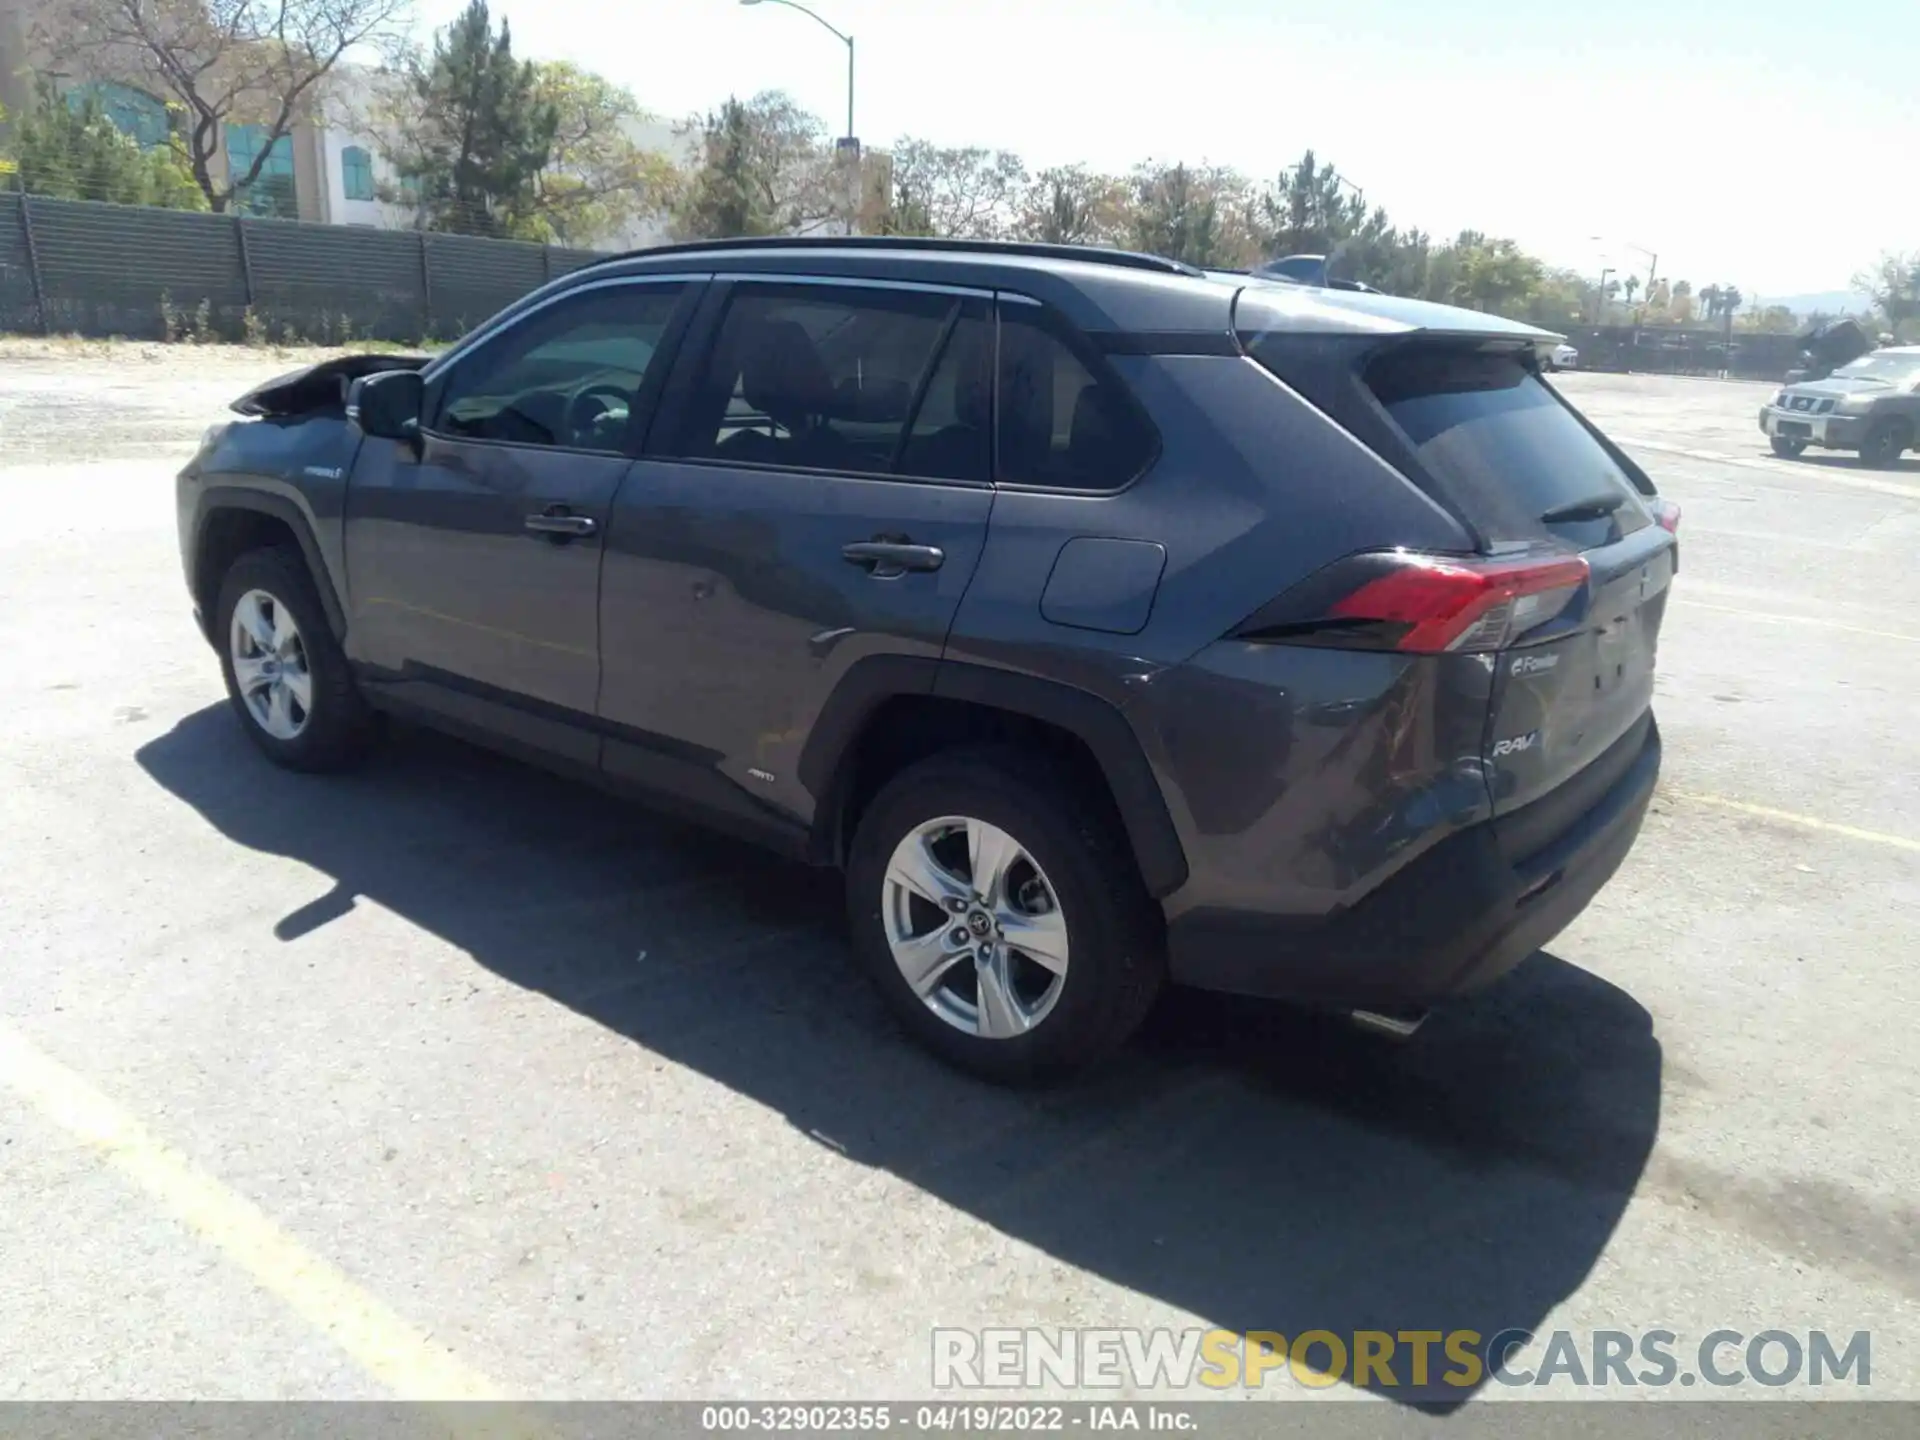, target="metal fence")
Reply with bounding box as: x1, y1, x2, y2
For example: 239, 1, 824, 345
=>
0, 193, 1826, 383
0, 192, 608, 342
1563, 325, 1801, 381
